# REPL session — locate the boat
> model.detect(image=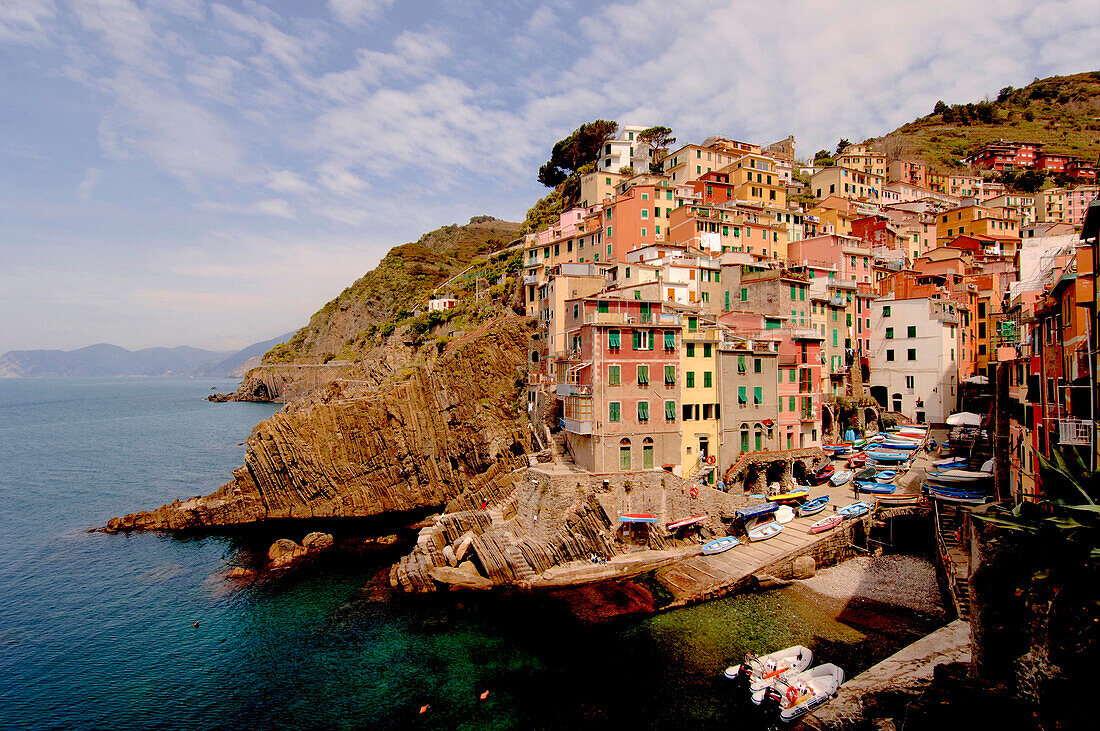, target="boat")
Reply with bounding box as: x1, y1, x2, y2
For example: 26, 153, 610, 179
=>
797, 496, 830, 517
829, 470, 853, 487
877, 440, 919, 451
766, 663, 846, 722
851, 438, 868, 449
838, 501, 870, 518
767, 489, 808, 503
822, 443, 851, 455
667, 514, 708, 531
810, 515, 843, 533
926, 469, 993, 483
876, 492, 924, 506
865, 450, 908, 463
856, 481, 896, 495
932, 457, 967, 469
747, 520, 784, 541
775, 506, 796, 524
724, 645, 814, 696
874, 470, 897, 482
847, 453, 866, 468
619, 513, 658, 523
854, 467, 877, 482
807, 464, 835, 485
736, 502, 779, 522
924, 487, 991, 505
701, 536, 739, 554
